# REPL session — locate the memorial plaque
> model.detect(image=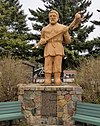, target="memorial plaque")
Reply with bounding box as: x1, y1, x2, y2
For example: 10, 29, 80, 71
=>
41, 91, 57, 117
